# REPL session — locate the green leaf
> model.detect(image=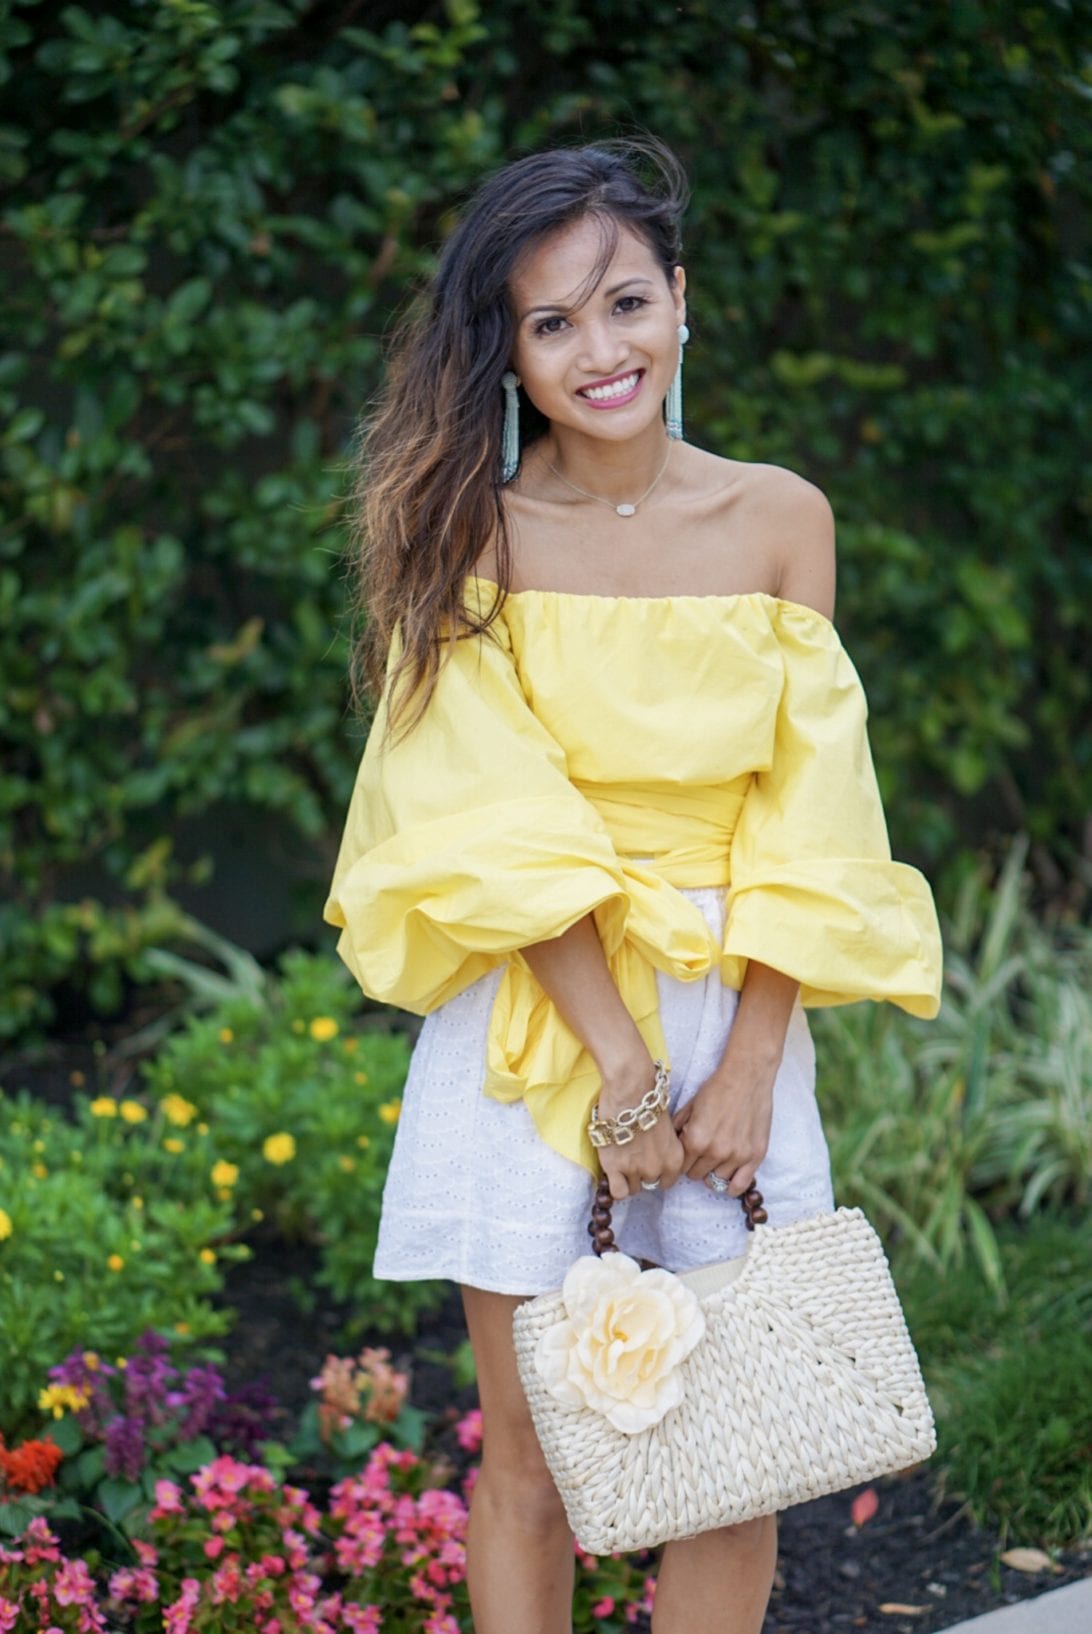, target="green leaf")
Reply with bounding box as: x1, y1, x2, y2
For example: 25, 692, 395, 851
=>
45, 1413, 84, 1454
0, 1499, 36, 1536
390, 1405, 427, 1452
97, 1477, 144, 1524
165, 1435, 217, 1474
